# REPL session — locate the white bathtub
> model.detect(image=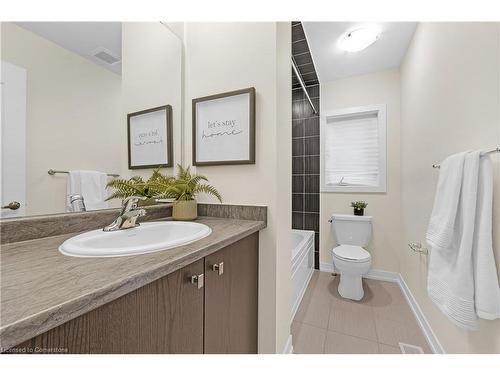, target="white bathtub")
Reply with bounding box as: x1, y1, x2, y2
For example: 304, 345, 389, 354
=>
290, 229, 315, 321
